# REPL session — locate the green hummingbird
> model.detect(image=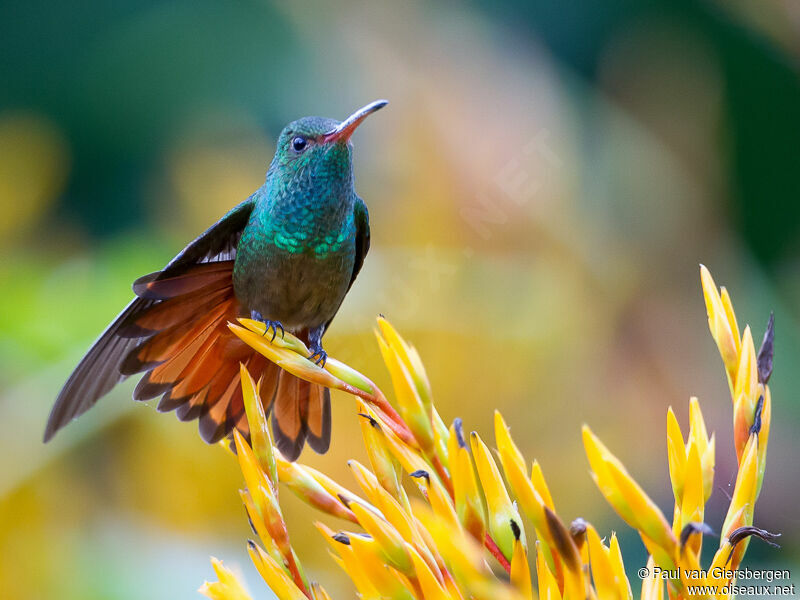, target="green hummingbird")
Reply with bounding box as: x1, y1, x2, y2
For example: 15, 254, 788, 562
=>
45, 100, 387, 460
